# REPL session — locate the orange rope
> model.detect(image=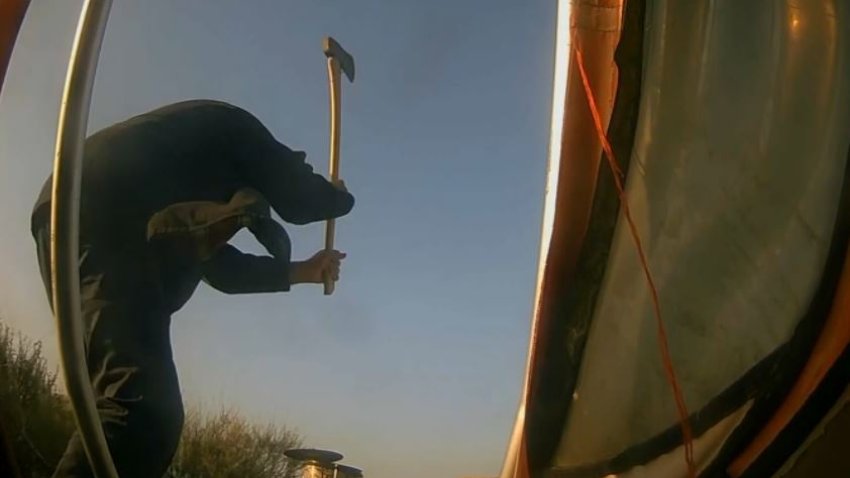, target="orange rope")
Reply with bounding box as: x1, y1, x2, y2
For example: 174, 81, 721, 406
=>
573, 43, 697, 477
